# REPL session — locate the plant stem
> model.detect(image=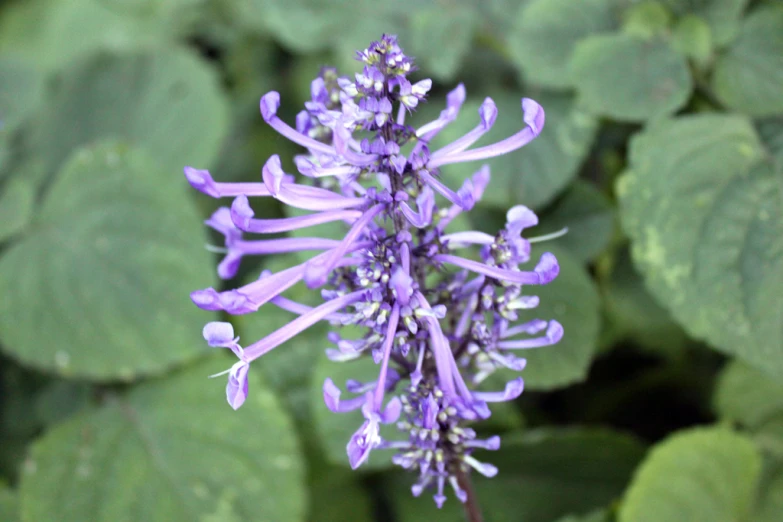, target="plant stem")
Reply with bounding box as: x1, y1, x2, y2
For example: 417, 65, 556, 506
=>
457, 468, 484, 522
